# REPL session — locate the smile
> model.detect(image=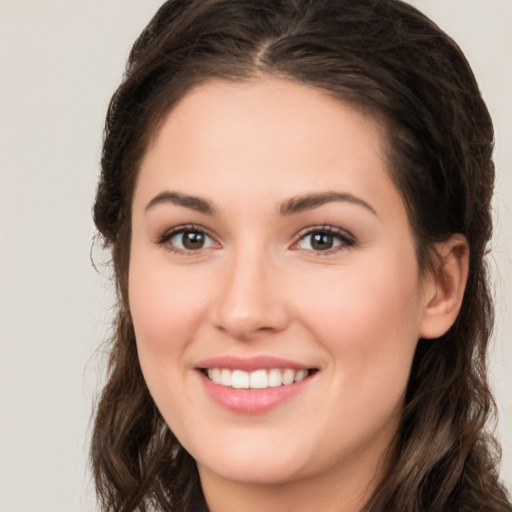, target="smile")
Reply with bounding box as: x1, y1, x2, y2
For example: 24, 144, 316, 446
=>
196, 356, 318, 412
205, 368, 311, 389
